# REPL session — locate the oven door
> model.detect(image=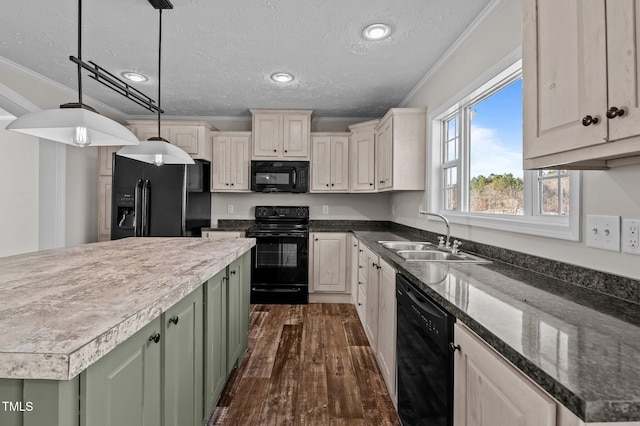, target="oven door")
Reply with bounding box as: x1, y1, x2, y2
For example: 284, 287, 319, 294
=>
250, 235, 309, 304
